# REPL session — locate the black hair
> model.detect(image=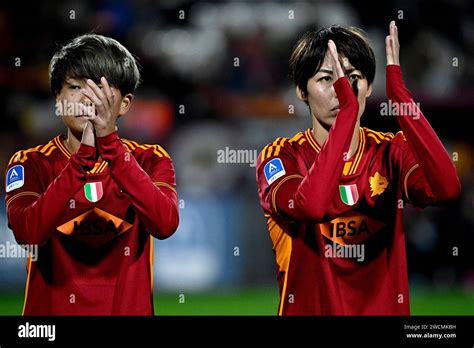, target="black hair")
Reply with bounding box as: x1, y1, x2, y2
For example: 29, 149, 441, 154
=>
289, 25, 376, 99
49, 33, 141, 97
